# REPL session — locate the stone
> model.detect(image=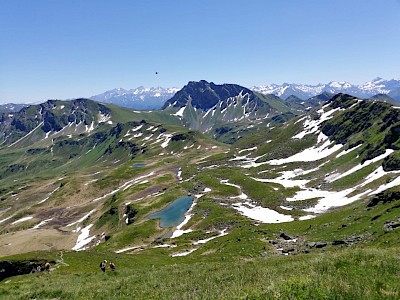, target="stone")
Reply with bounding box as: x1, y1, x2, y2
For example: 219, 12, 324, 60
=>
332, 240, 347, 246
315, 242, 327, 248
279, 232, 294, 240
